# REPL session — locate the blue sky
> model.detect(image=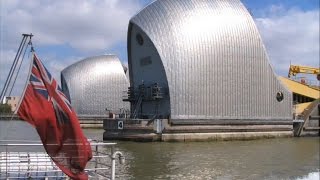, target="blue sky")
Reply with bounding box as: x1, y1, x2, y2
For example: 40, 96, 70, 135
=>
243, 0, 319, 13
0, 0, 319, 95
